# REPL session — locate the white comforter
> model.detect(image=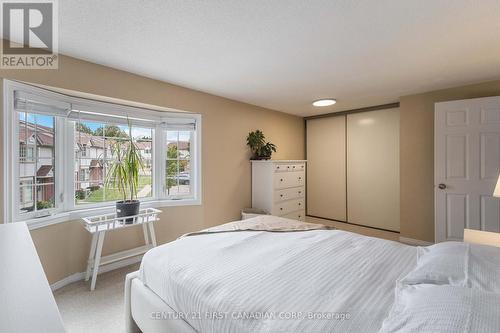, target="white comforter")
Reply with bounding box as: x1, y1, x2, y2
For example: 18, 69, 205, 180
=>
139, 226, 417, 333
